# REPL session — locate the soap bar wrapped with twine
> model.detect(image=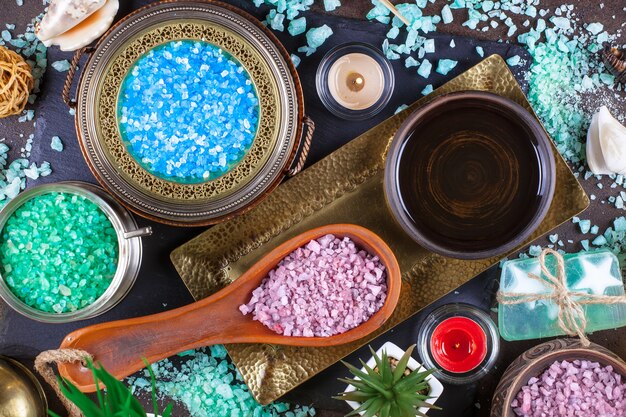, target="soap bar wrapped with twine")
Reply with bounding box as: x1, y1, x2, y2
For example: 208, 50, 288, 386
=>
0, 45, 34, 118
497, 248, 626, 346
